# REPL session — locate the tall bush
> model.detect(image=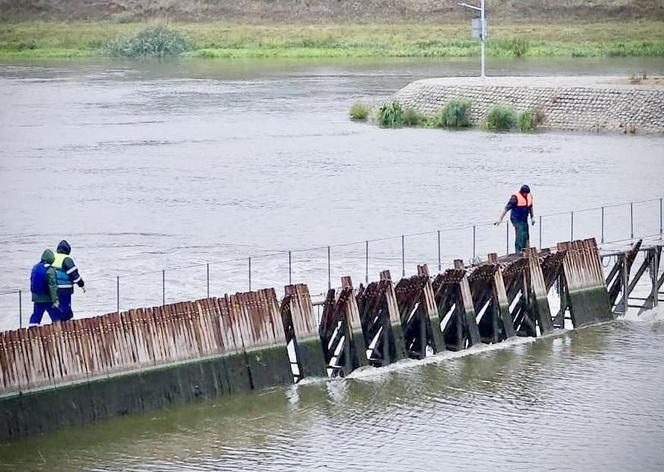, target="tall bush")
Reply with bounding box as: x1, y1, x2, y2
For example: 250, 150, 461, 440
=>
435, 97, 472, 127
103, 25, 189, 58
483, 104, 516, 131
518, 111, 536, 131
377, 101, 405, 127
